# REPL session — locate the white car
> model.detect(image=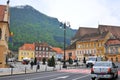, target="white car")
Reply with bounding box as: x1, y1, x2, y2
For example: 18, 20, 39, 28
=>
86, 56, 102, 68
91, 61, 118, 80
